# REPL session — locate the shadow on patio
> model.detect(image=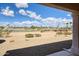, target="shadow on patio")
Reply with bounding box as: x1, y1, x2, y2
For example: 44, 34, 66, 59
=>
4, 40, 72, 56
